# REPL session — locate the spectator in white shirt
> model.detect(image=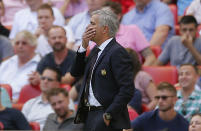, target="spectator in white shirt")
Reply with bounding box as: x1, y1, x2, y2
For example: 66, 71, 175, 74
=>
9, 0, 65, 39
35, 4, 75, 57
0, 30, 41, 102
22, 67, 75, 130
